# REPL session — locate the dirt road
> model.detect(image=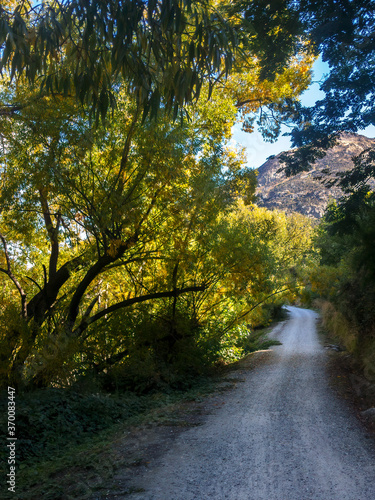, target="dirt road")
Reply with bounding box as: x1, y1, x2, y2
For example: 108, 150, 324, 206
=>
112, 306, 375, 499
